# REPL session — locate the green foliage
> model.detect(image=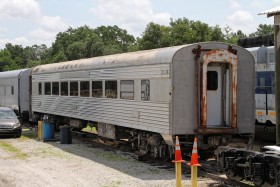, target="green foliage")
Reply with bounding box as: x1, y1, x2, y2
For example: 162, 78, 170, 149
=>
138, 22, 171, 50
0, 21, 275, 71
249, 24, 274, 37
94, 25, 136, 53
0, 49, 14, 71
